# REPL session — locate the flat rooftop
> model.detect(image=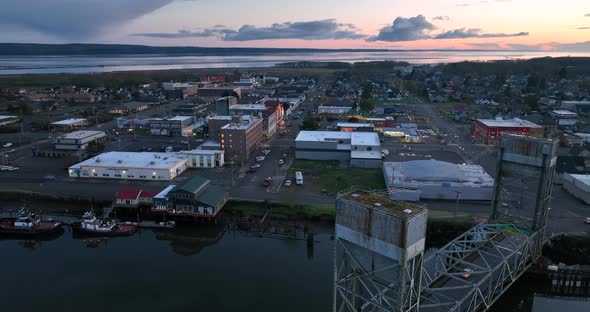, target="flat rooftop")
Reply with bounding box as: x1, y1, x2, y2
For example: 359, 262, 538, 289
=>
339, 189, 424, 219
337, 123, 374, 128
568, 174, 590, 186
71, 152, 188, 170
169, 116, 193, 121
57, 130, 106, 139
295, 131, 351, 142
221, 117, 260, 130
209, 115, 232, 120
477, 118, 541, 128
230, 104, 267, 110
51, 118, 87, 125
351, 132, 380, 146
0, 115, 18, 120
